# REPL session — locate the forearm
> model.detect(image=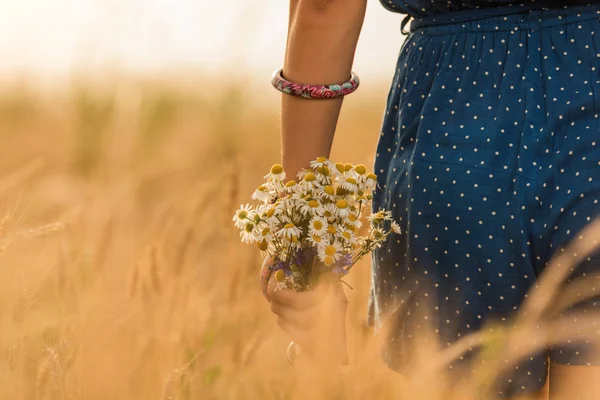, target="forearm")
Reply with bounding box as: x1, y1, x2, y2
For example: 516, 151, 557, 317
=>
281, 0, 367, 176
